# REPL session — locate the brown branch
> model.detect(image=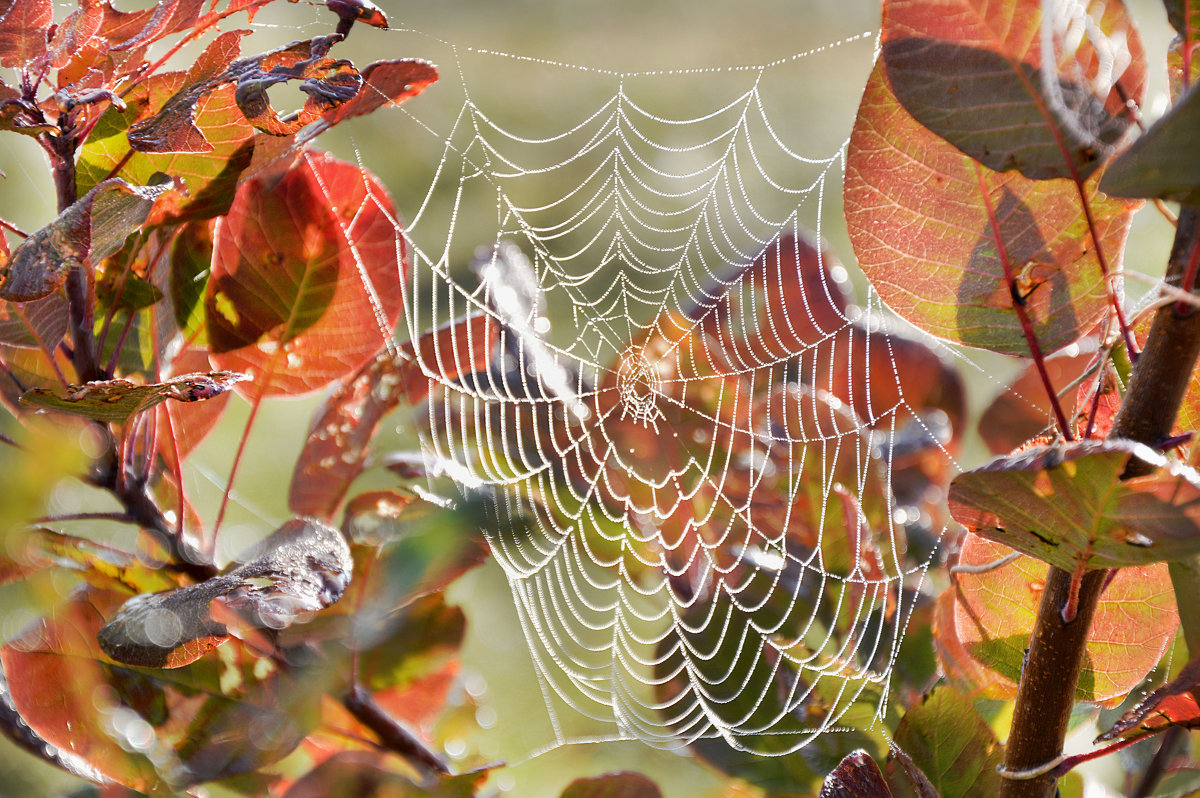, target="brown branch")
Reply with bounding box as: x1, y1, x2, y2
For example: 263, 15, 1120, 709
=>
341, 685, 451, 777
999, 206, 1200, 798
